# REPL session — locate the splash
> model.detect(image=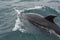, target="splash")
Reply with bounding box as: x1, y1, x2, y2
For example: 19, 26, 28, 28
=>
12, 6, 43, 33
12, 6, 43, 31
12, 8, 26, 32
12, 6, 46, 34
